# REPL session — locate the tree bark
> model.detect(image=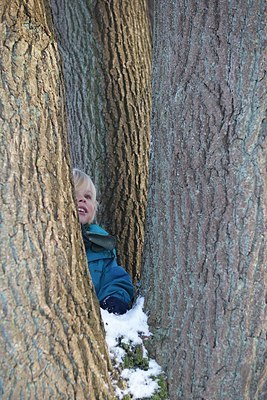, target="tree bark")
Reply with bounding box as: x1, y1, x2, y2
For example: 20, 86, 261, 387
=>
0, 1, 115, 398
51, 0, 152, 281
142, 1, 266, 399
